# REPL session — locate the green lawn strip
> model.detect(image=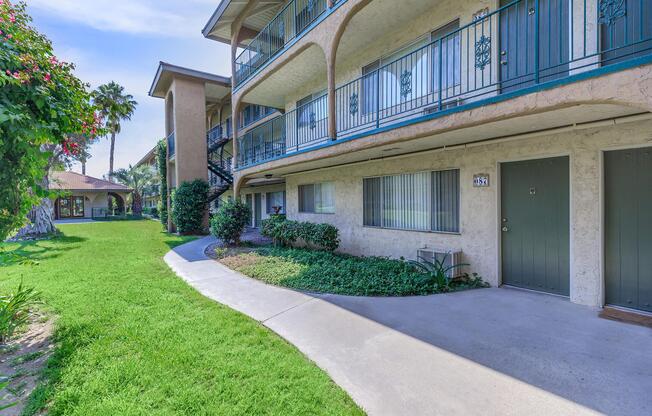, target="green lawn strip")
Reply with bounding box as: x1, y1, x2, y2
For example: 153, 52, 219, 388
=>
220, 247, 487, 297
0, 221, 362, 416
